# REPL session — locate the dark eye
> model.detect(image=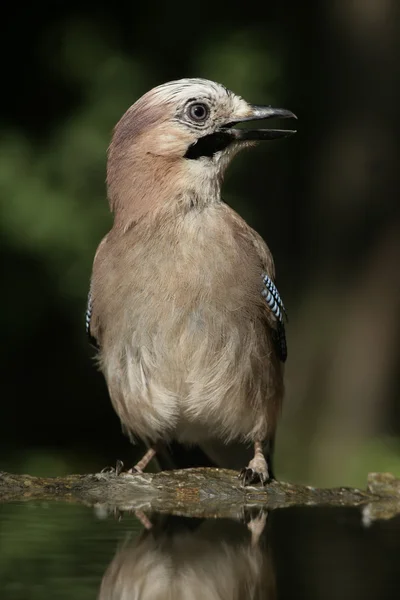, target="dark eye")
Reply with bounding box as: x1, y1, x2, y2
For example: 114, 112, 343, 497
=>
188, 102, 209, 122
